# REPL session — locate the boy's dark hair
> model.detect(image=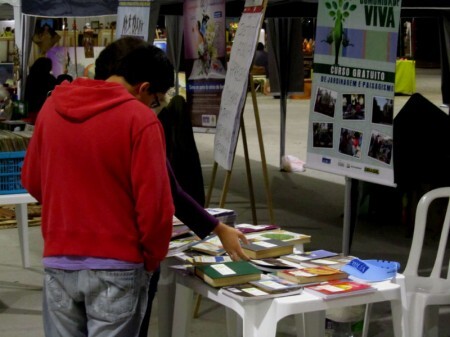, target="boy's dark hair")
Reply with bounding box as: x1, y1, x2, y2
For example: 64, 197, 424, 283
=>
56, 73, 73, 85
95, 37, 174, 94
